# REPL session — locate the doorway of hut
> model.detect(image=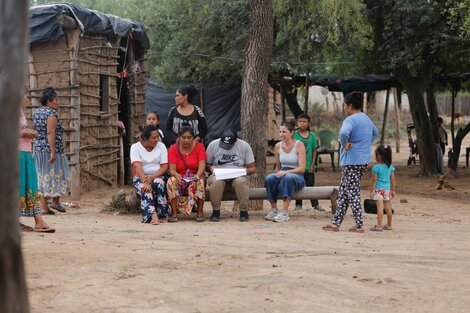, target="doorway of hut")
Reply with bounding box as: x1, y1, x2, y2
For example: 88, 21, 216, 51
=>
117, 37, 132, 185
